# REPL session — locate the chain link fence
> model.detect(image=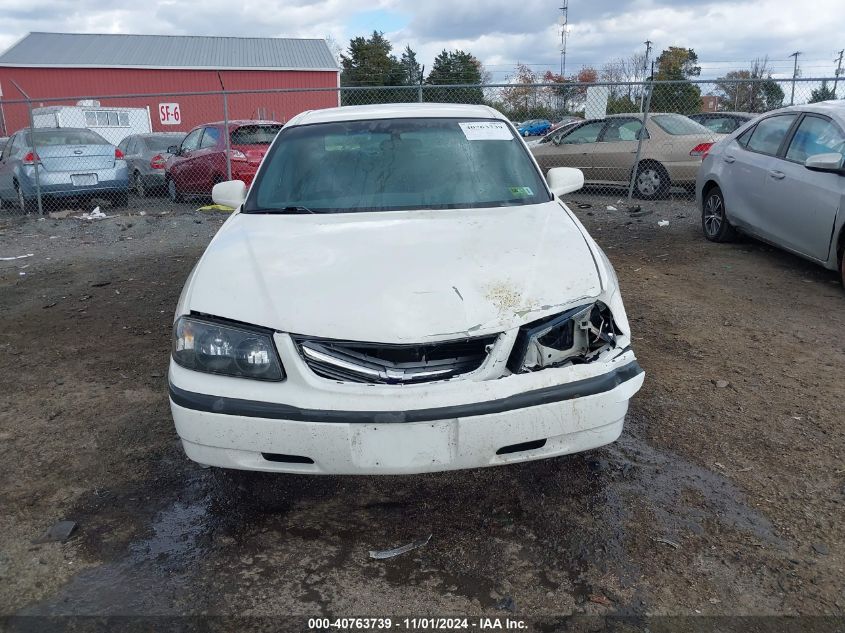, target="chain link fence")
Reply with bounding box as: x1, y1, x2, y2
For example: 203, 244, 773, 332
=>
0, 77, 840, 216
